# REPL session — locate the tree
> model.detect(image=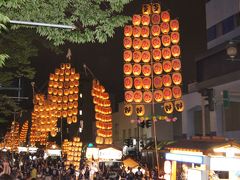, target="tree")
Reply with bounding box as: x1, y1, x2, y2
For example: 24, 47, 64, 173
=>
0, 0, 131, 45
